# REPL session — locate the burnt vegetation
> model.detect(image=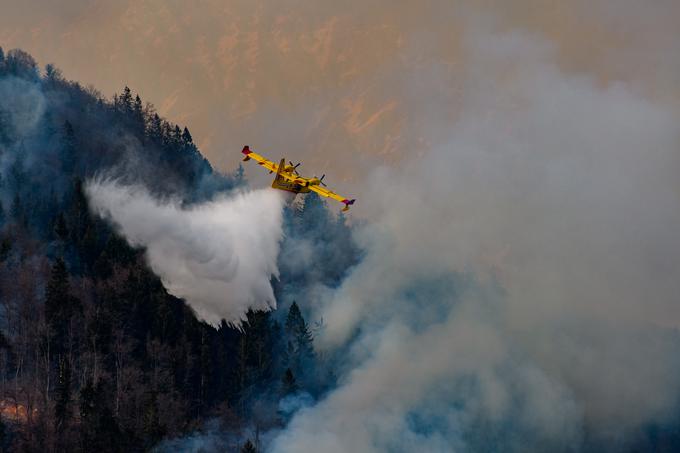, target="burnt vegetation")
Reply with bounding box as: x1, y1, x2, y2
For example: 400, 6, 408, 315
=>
0, 48, 360, 452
